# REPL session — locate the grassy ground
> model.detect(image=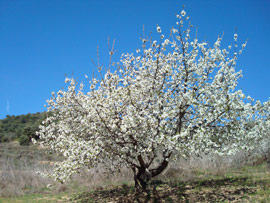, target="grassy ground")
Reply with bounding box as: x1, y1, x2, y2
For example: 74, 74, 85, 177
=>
1, 142, 270, 202
0, 192, 70, 203
1, 163, 270, 202
69, 163, 270, 202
